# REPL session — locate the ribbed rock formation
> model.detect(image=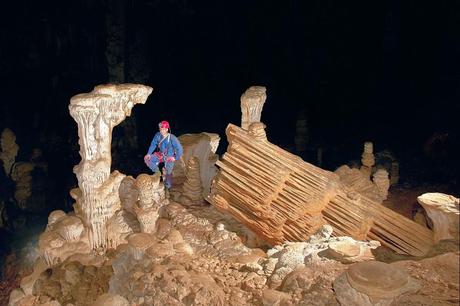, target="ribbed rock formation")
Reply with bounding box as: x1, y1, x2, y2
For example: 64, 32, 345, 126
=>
69, 83, 152, 250
417, 193, 459, 243
207, 123, 434, 256
0, 128, 19, 176
179, 157, 204, 205
333, 261, 420, 306
174, 132, 219, 197
240, 86, 266, 130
